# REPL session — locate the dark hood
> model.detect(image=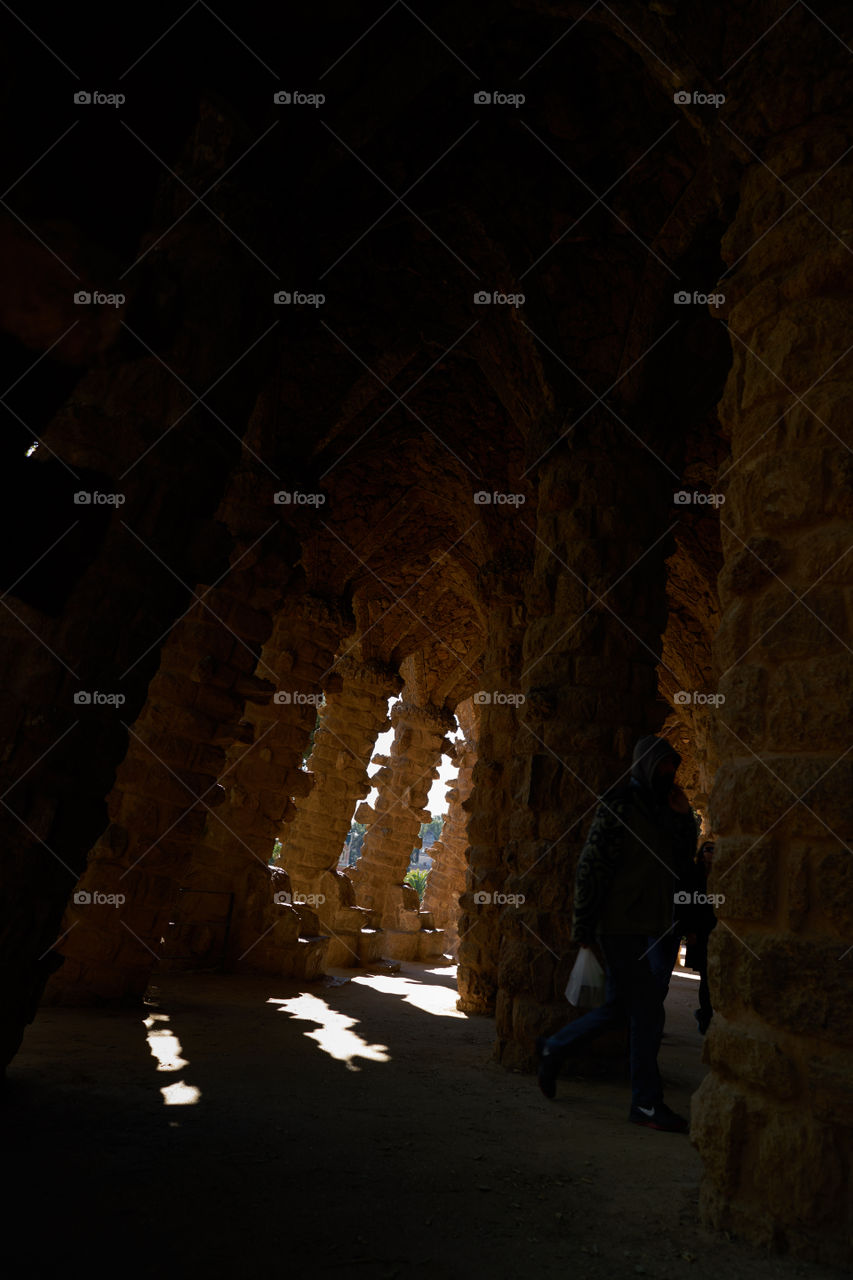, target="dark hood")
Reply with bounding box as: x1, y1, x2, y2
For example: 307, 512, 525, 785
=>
630, 735, 682, 793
